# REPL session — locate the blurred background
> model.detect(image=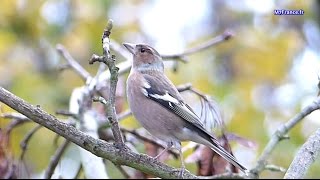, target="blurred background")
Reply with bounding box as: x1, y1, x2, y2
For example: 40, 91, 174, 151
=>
1, 0, 320, 178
